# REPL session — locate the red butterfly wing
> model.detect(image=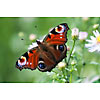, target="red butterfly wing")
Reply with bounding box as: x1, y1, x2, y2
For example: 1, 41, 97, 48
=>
16, 47, 40, 71
16, 23, 69, 72
43, 23, 69, 45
